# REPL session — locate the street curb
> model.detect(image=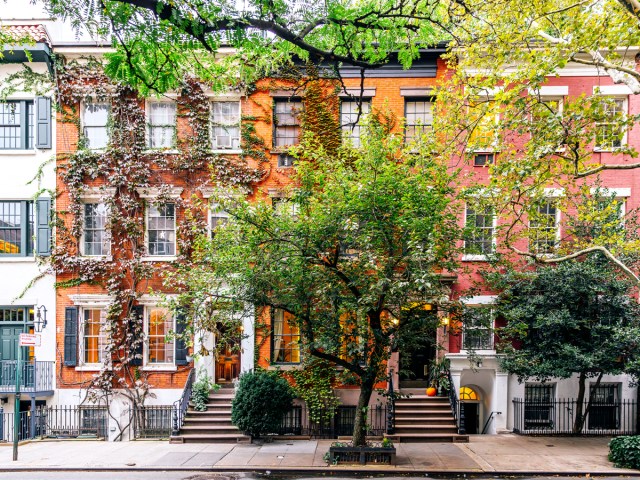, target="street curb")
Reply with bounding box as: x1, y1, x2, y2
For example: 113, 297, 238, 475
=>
0, 467, 637, 476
